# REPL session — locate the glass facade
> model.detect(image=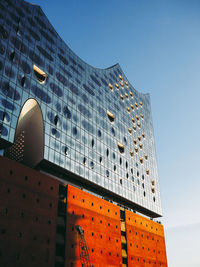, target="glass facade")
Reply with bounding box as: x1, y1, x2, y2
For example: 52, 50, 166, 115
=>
0, 0, 162, 216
